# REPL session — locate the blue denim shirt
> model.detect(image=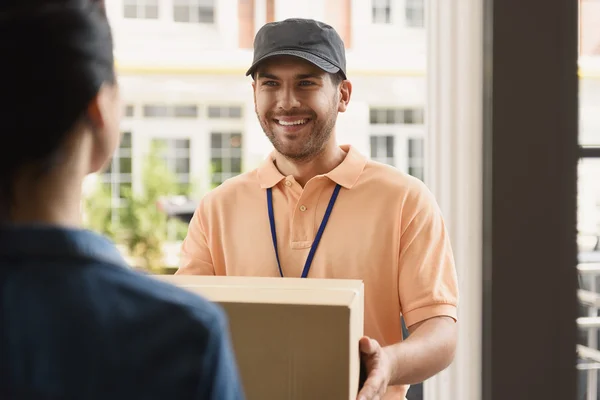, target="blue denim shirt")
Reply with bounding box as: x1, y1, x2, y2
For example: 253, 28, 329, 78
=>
0, 225, 245, 400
